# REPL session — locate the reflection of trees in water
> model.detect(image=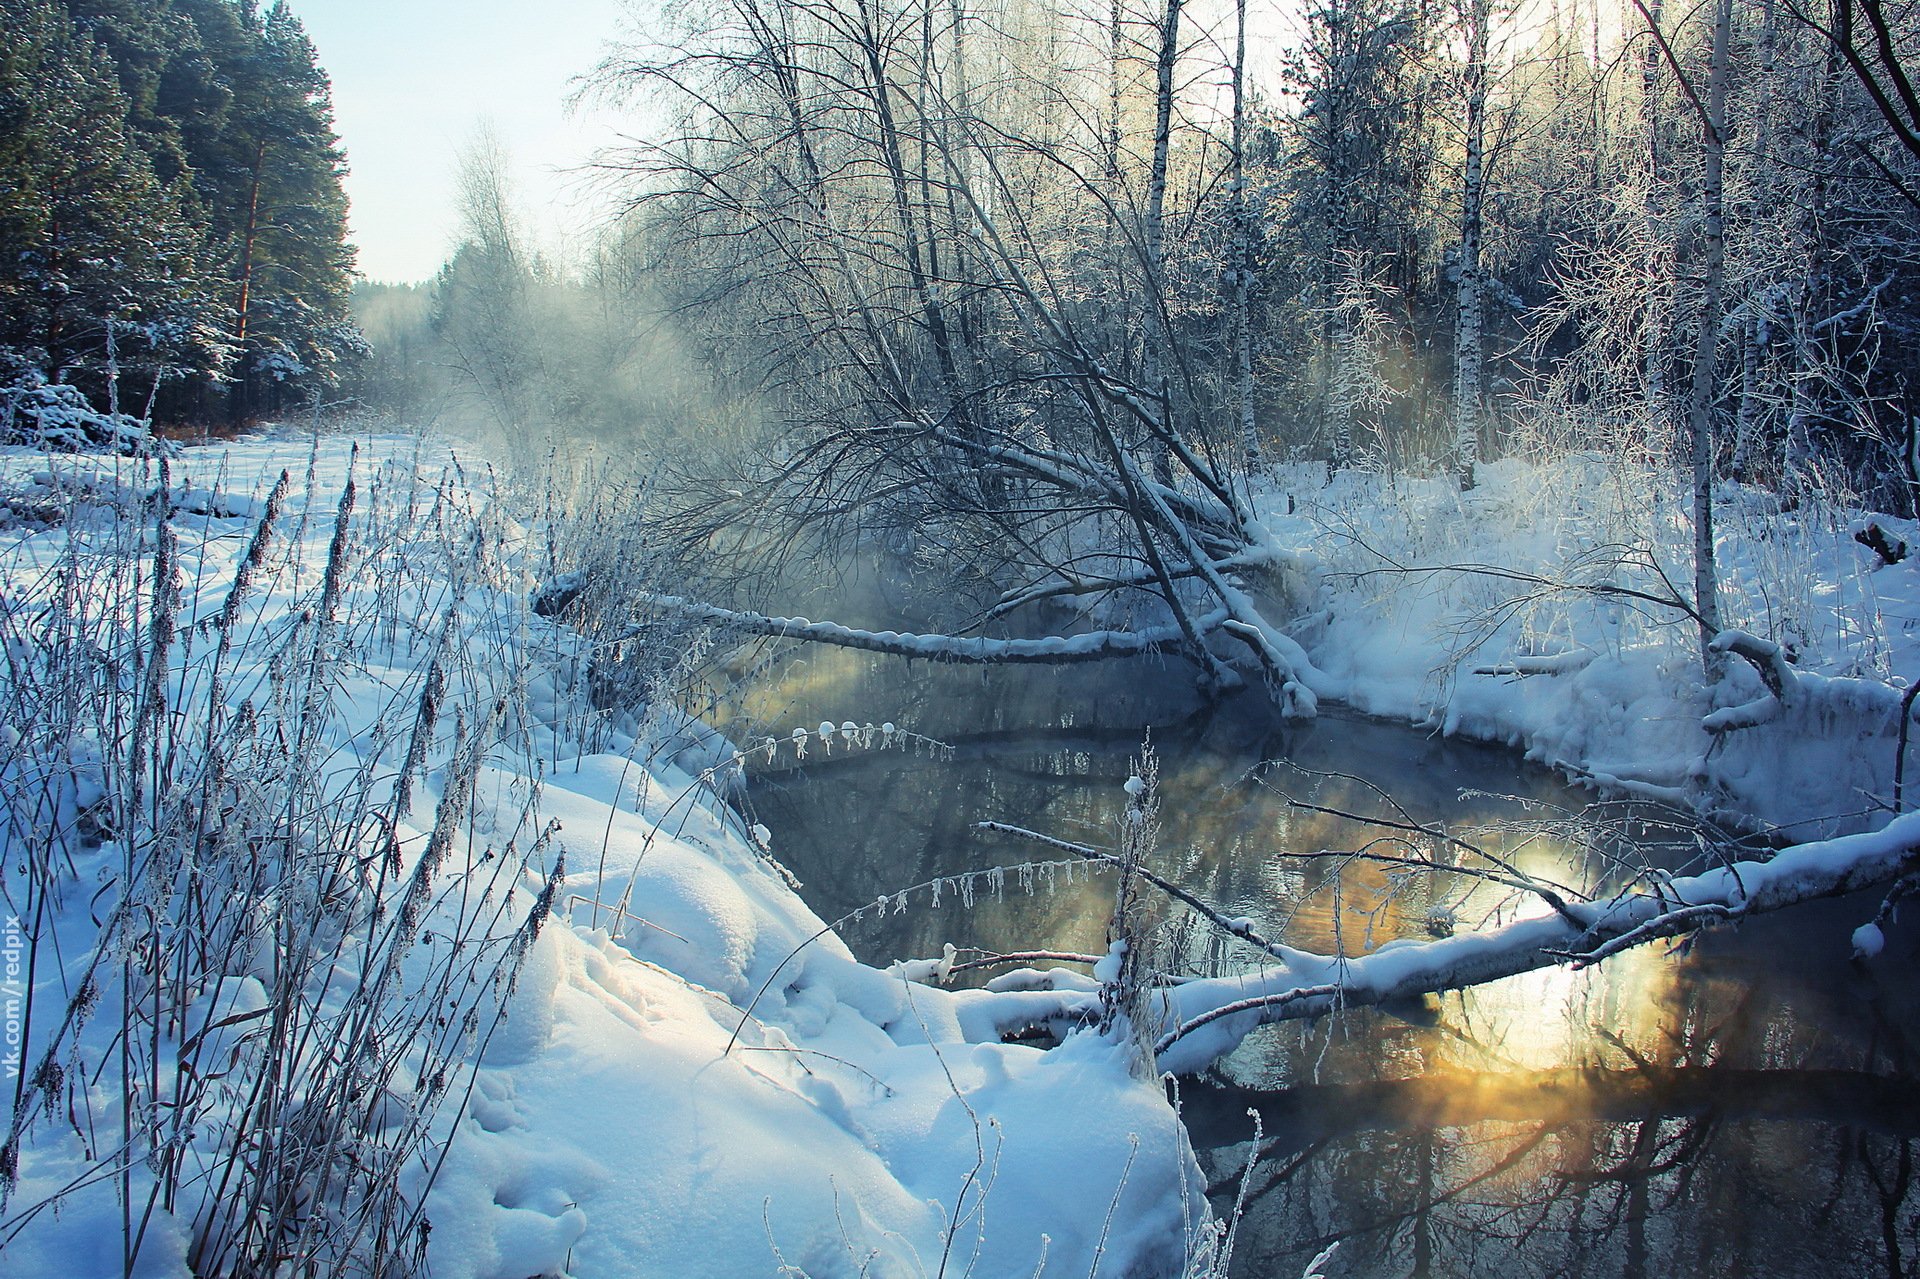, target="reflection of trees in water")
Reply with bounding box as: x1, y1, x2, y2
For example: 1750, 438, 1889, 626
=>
729, 645, 1920, 1274
1198, 966, 1920, 1278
